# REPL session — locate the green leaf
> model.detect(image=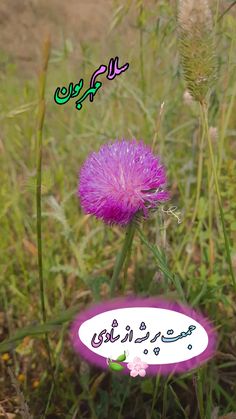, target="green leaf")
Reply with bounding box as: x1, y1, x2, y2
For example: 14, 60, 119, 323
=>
137, 227, 186, 302
0, 304, 82, 353
116, 352, 126, 362
108, 362, 124, 372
